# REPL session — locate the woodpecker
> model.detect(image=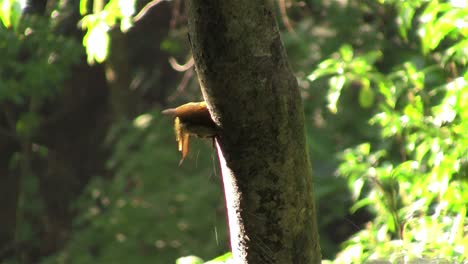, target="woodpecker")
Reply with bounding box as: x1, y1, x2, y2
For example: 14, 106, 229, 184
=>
162, 101, 217, 164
